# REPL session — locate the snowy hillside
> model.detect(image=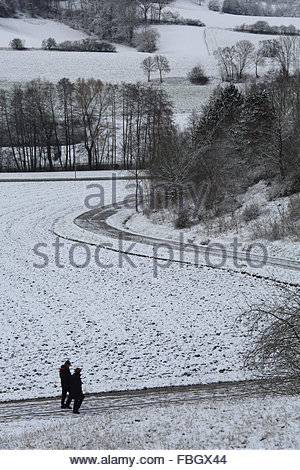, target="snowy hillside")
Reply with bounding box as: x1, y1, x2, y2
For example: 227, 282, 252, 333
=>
0, 17, 89, 49
0, 0, 300, 85
174, 0, 300, 27
0, 176, 282, 402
